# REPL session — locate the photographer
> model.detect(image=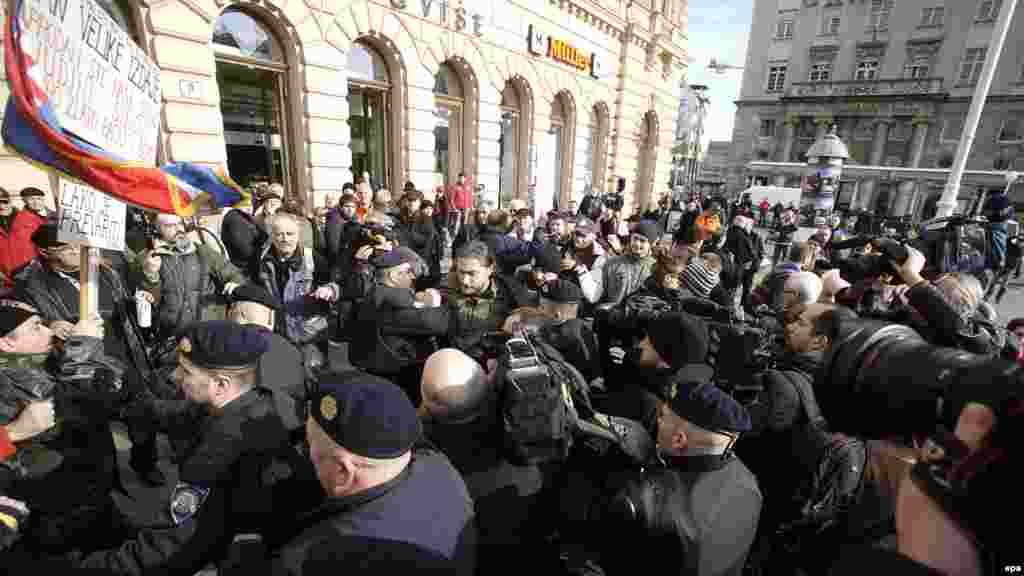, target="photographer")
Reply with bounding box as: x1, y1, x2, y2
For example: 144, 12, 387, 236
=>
741, 303, 879, 574
888, 246, 999, 356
